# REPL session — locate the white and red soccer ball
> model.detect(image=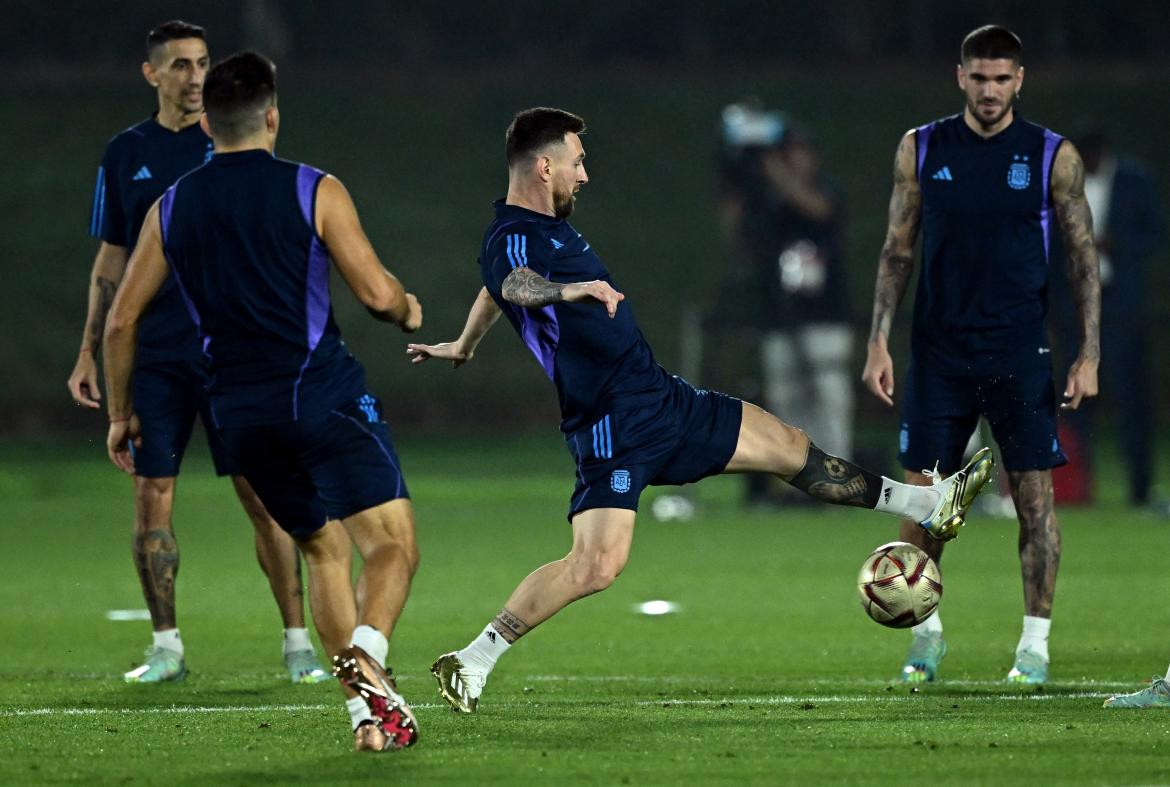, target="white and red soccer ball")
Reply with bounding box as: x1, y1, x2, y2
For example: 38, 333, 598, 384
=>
857, 541, 942, 628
